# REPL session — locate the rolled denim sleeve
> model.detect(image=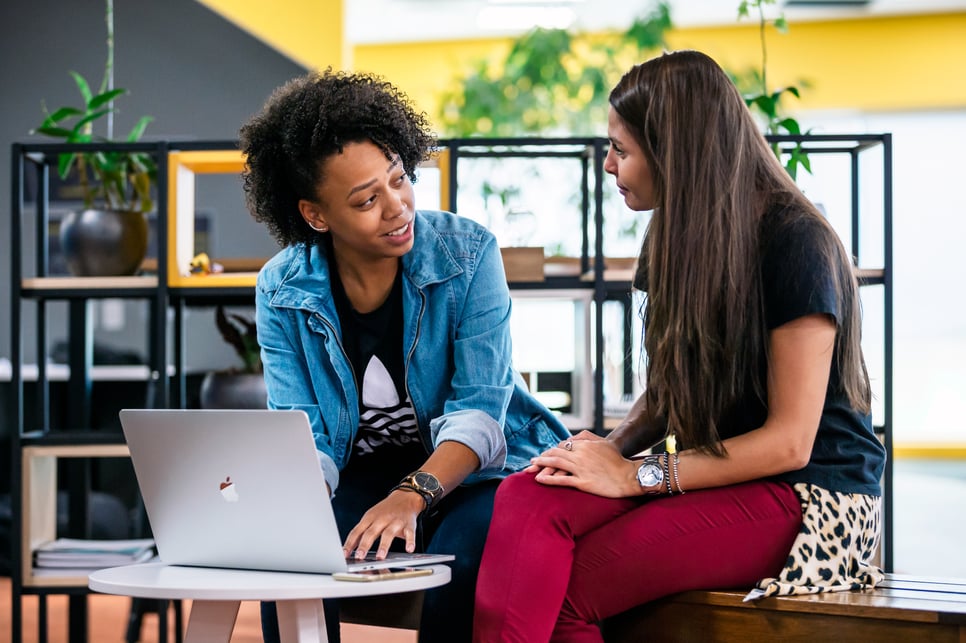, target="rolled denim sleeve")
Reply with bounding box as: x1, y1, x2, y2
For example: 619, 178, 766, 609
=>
430, 409, 508, 471
316, 449, 340, 496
